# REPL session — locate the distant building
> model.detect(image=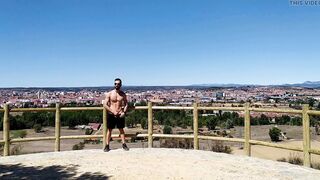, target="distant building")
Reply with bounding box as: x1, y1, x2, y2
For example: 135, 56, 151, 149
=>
216, 92, 225, 100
